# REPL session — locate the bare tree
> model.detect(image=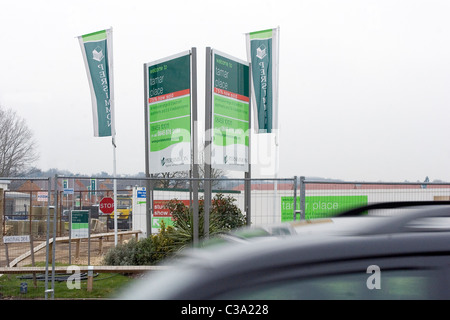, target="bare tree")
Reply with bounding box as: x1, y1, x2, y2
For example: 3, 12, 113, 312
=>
0, 106, 39, 176
153, 171, 190, 189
